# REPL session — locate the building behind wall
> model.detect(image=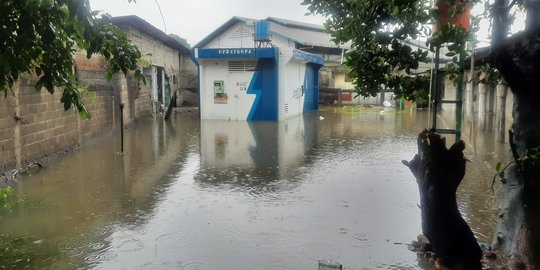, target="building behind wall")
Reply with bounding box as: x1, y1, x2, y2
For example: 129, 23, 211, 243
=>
192, 17, 350, 121
111, 16, 197, 112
